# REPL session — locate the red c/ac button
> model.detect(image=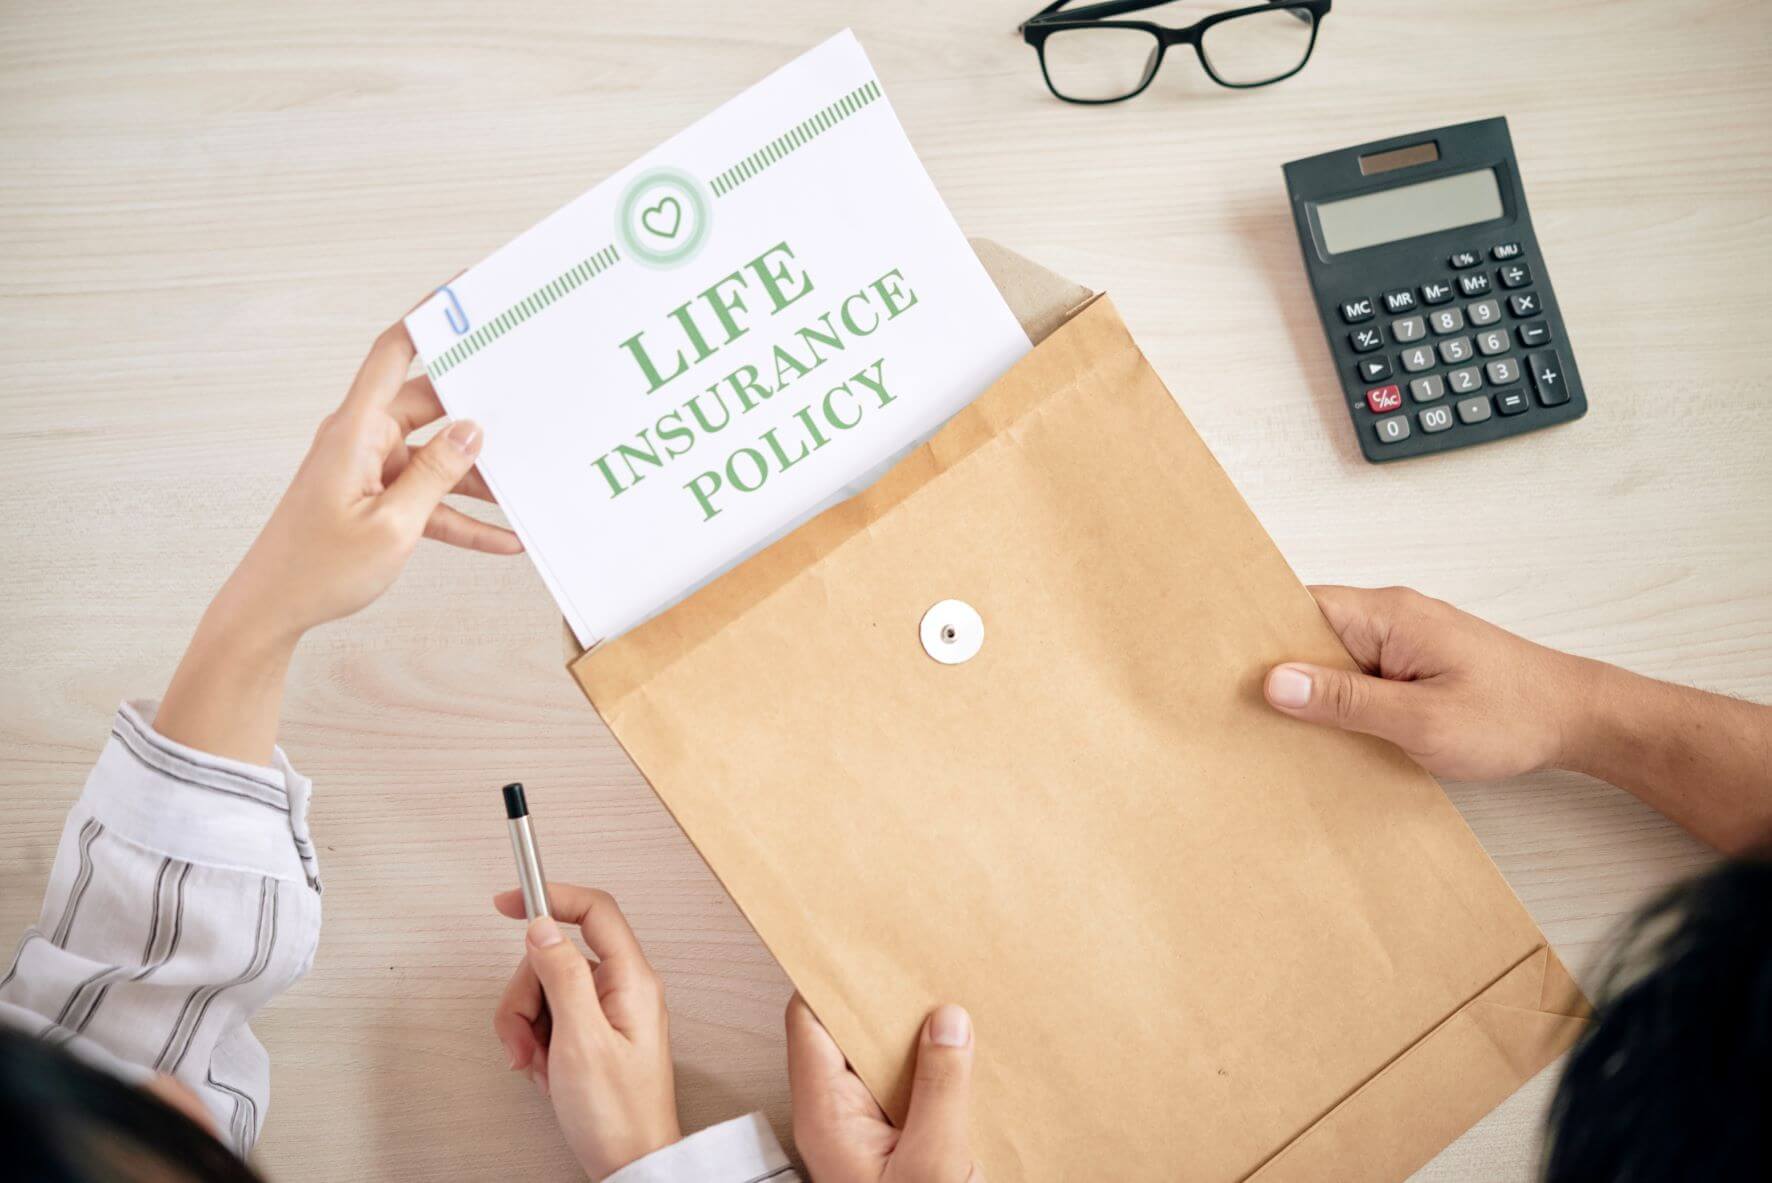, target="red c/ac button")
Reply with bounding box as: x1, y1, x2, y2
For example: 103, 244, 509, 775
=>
1365, 384, 1402, 413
